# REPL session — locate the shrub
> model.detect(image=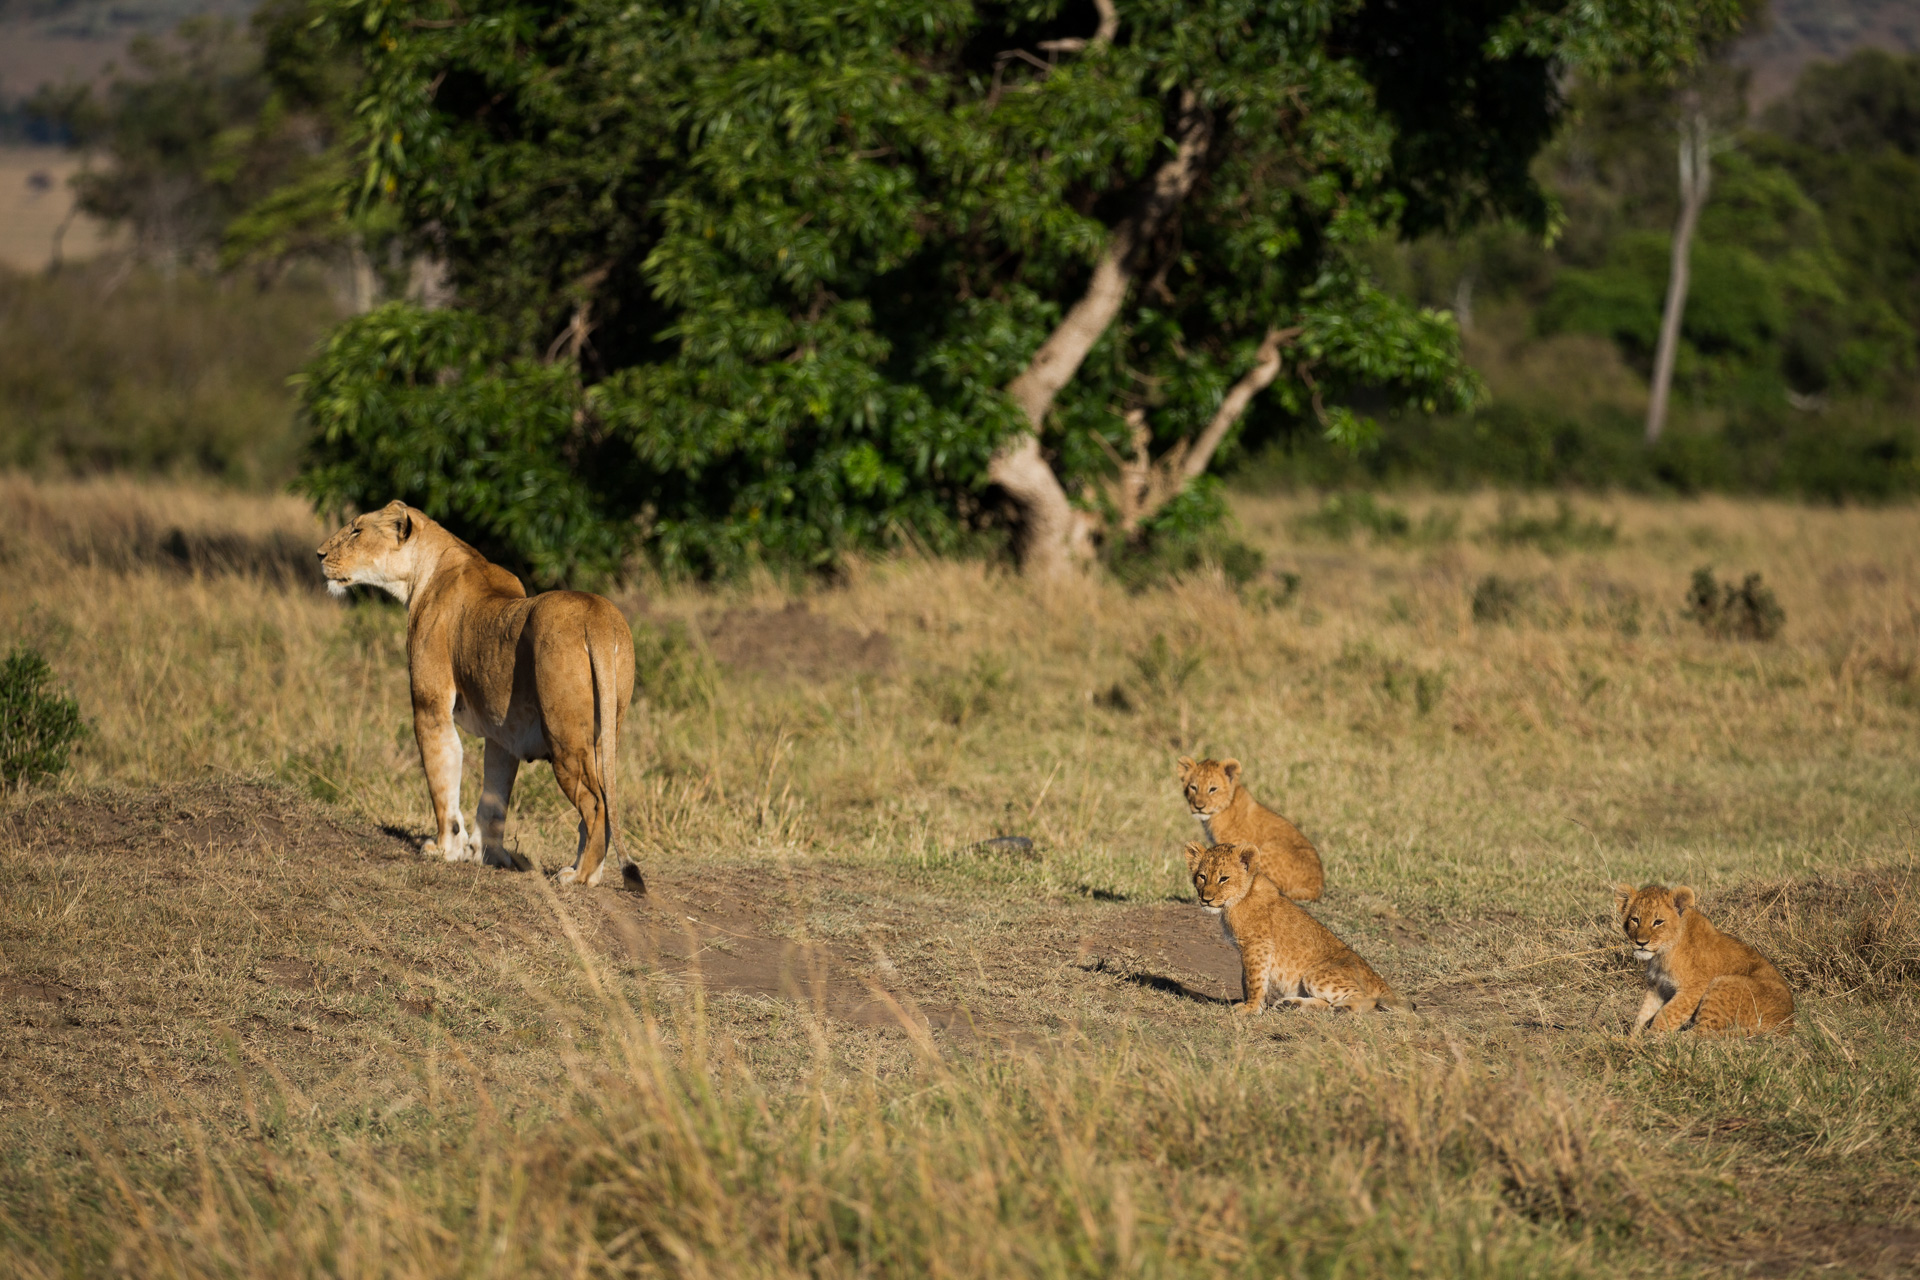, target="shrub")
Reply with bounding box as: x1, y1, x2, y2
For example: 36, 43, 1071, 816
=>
1483, 498, 1617, 553
0, 647, 86, 784
1685, 567, 1786, 641
1471, 575, 1527, 625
